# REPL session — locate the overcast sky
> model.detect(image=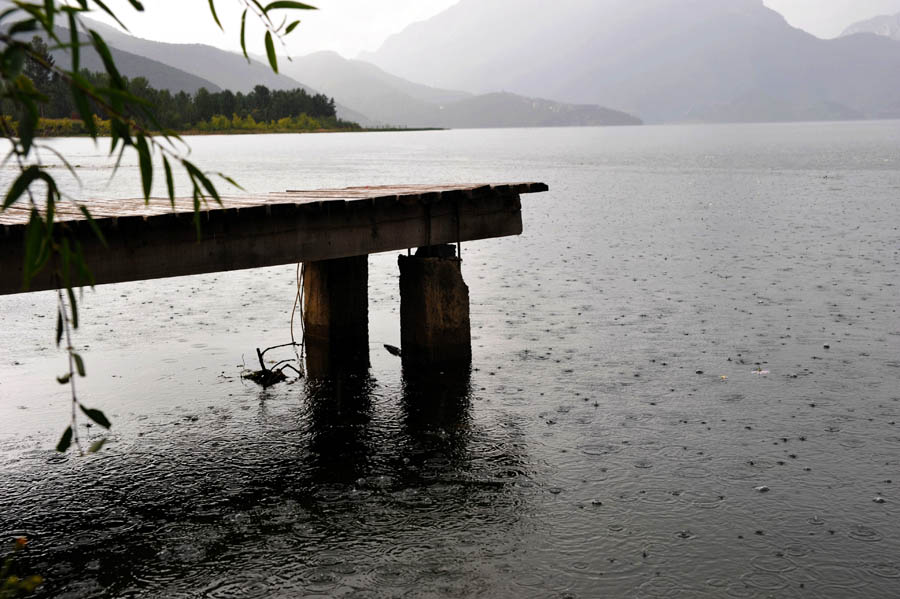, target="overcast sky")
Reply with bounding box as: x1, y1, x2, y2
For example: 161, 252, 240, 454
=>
96, 0, 458, 58
97, 0, 900, 58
